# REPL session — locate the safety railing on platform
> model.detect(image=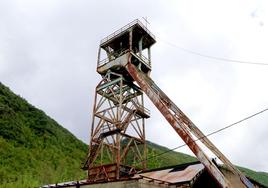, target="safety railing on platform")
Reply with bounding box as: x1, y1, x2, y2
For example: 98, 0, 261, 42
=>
97, 50, 129, 67
100, 19, 155, 45
131, 52, 151, 68
133, 102, 150, 117
98, 50, 151, 69
139, 53, 151, 67
98, 57, 110, 67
